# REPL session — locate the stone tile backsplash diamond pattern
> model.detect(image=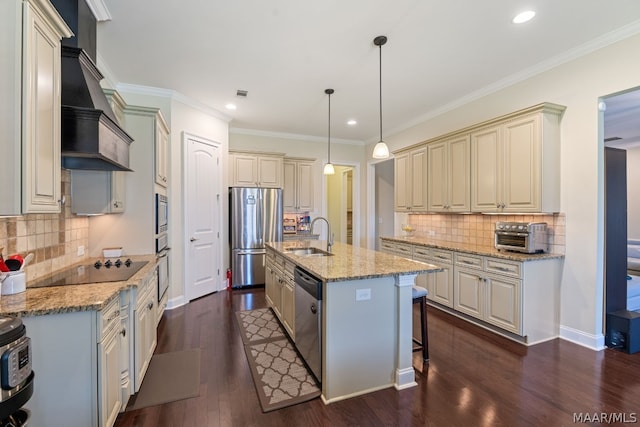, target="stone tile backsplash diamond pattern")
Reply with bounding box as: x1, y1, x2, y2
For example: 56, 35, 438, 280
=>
0, 170, 89, 282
